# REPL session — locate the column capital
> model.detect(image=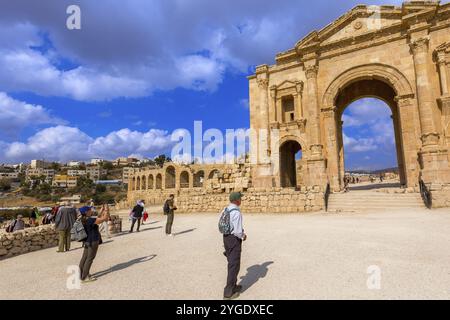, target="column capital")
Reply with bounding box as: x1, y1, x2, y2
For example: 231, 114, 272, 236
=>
295, 81, 304, 95
394, 94, 415, 107
305, 65, 319, 79
269, 85, 277, 99
321, 106, 337, 117
257, 78, 269, 89
409, 36, 430, 55
421, 132, 440, 147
